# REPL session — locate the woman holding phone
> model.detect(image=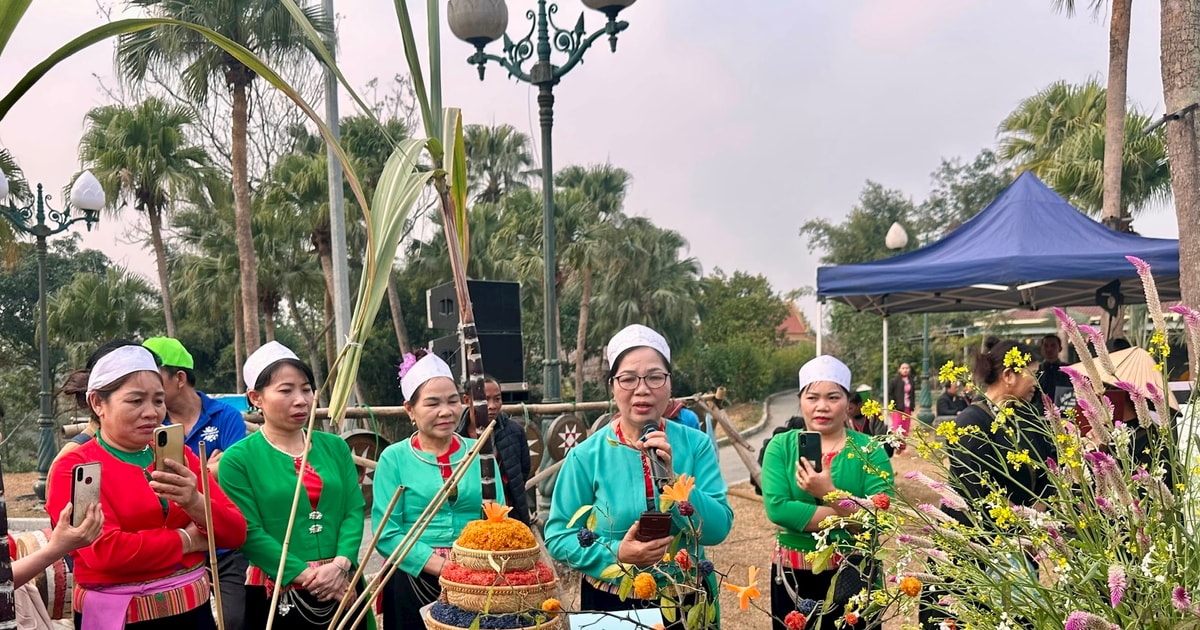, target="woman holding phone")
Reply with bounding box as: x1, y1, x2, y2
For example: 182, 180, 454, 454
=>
545, 325, 732, 625
218, 341, 369, 630
46, 343, 247, 630
761, 355, 894, 630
